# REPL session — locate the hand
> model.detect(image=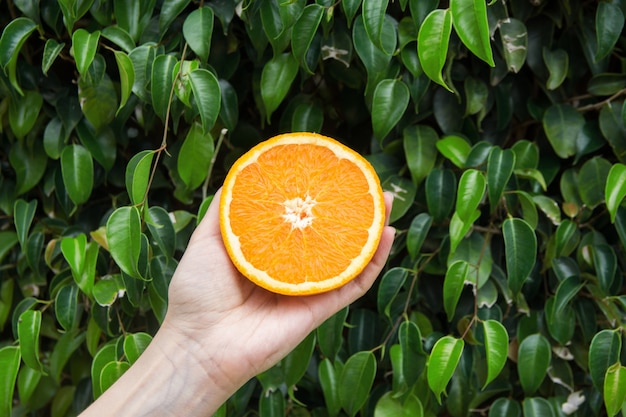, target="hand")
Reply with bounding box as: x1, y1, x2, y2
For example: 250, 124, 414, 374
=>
164, 187, 395, 386
80, 189, 394, 417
